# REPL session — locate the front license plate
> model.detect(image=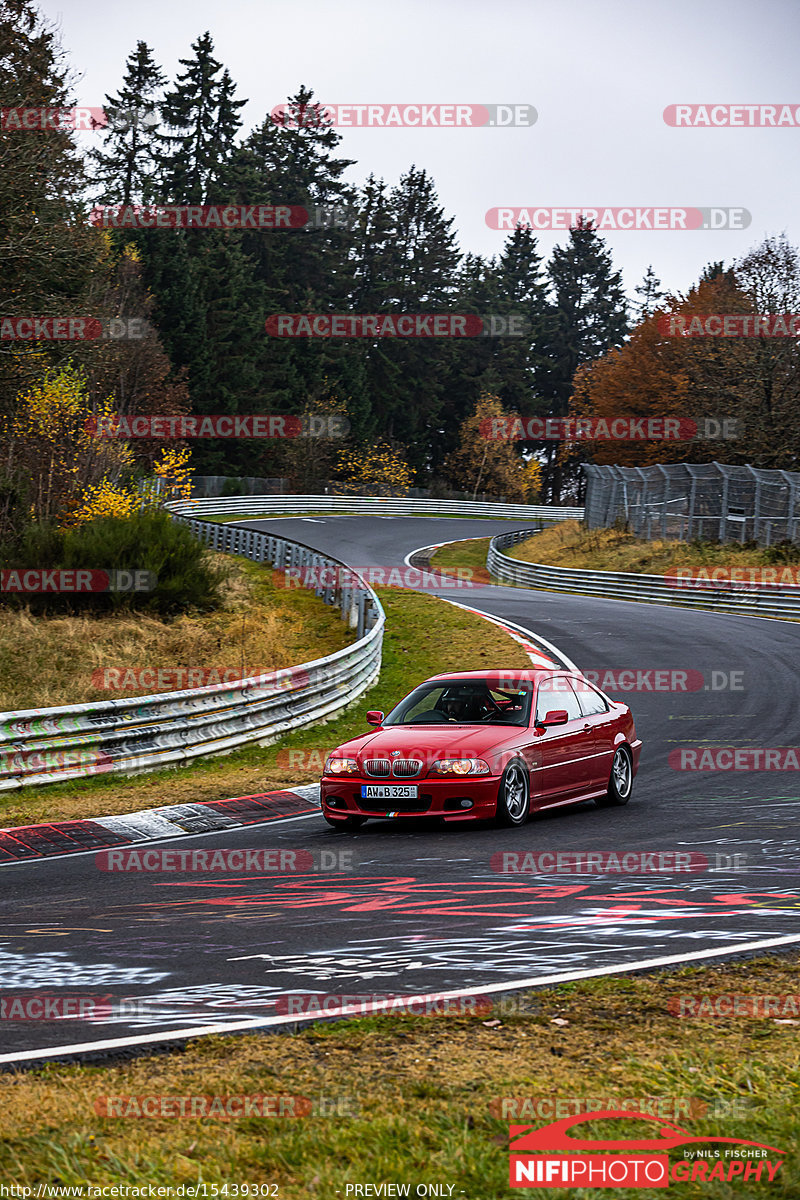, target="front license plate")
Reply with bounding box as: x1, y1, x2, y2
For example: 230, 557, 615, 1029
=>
360, 784, 418, 799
